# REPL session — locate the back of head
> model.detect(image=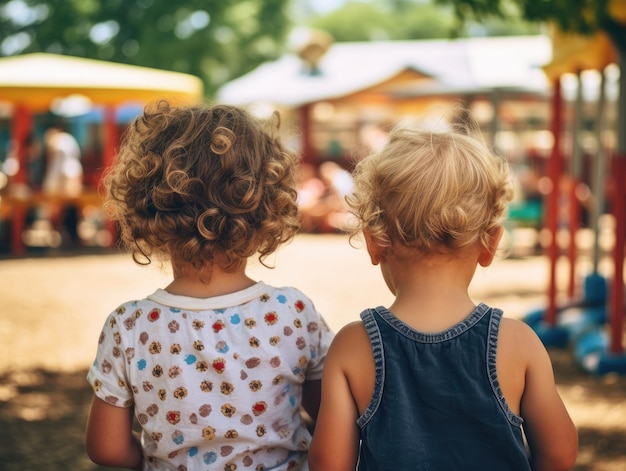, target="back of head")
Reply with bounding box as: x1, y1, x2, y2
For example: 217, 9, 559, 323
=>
104, 100, 300, 271
347, 115, 513, 254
